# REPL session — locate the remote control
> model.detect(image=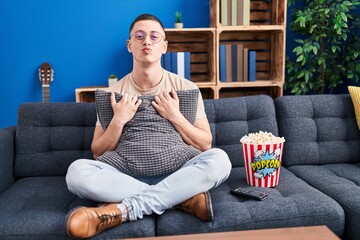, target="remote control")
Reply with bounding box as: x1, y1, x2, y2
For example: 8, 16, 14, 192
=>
230, 187, 268, 201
